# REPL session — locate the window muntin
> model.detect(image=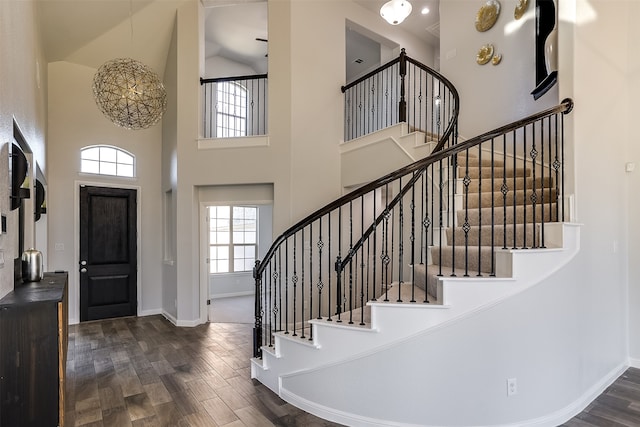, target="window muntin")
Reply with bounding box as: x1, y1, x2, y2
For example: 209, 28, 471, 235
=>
216, 82, 247, 138
209, 205, 257, 273
80, 146, 135, 178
